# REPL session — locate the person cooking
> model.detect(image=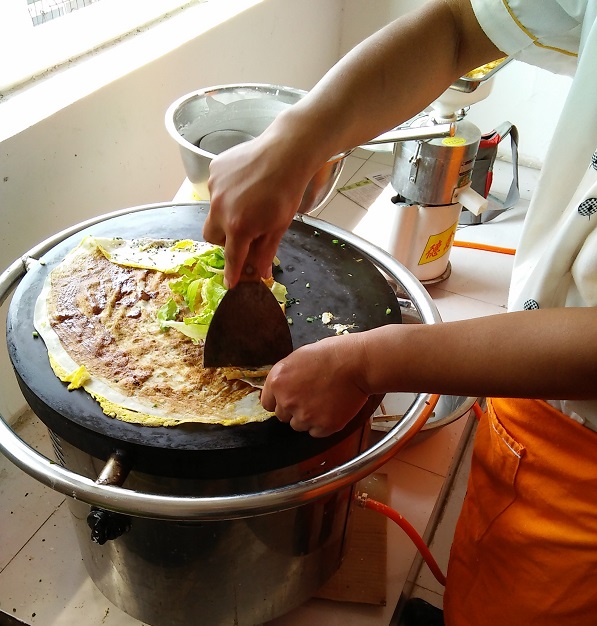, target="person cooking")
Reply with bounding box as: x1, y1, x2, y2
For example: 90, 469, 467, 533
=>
203, 1, 597, 624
